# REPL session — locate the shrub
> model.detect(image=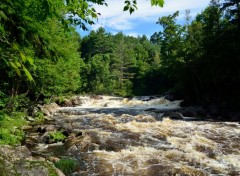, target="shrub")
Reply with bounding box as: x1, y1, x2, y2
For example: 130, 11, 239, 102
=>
0, 111, 27, 145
